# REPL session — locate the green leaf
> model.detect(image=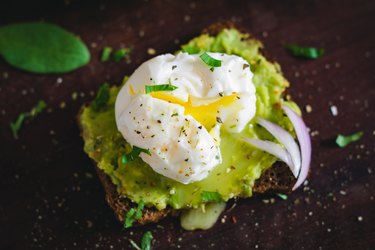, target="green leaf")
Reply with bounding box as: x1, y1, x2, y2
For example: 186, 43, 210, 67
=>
284, 44, 324, 59
141, 231, 153, 250
113, 48, 130, 62
335, 131, 363, 148
91, 83, 110, 112
200, 52, 222, 67
201, 191, 223, 202
0, 22, 90, 73
100, 46, 112, 62
10, 100, 46, 139
145, 84, 178, 94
